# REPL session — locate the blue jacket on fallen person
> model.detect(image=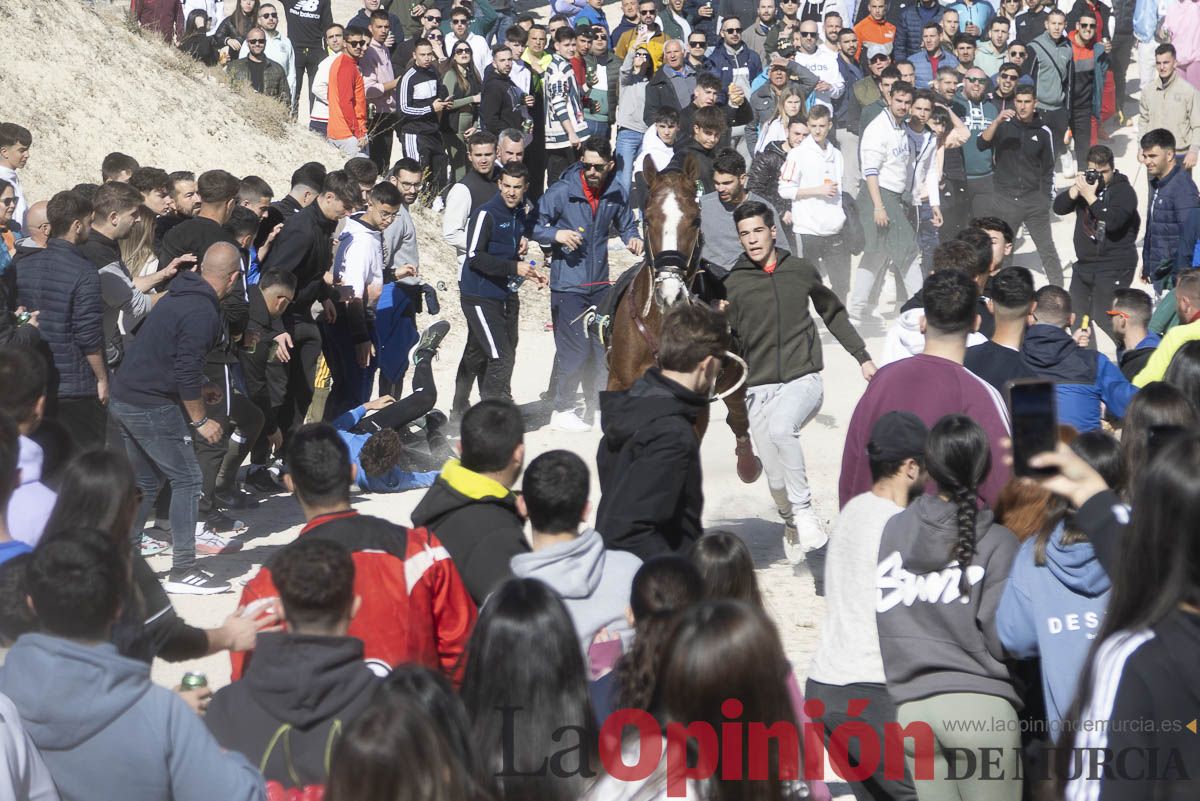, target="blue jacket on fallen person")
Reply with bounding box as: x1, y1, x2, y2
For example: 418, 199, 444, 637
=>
331, 405, 439, 494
